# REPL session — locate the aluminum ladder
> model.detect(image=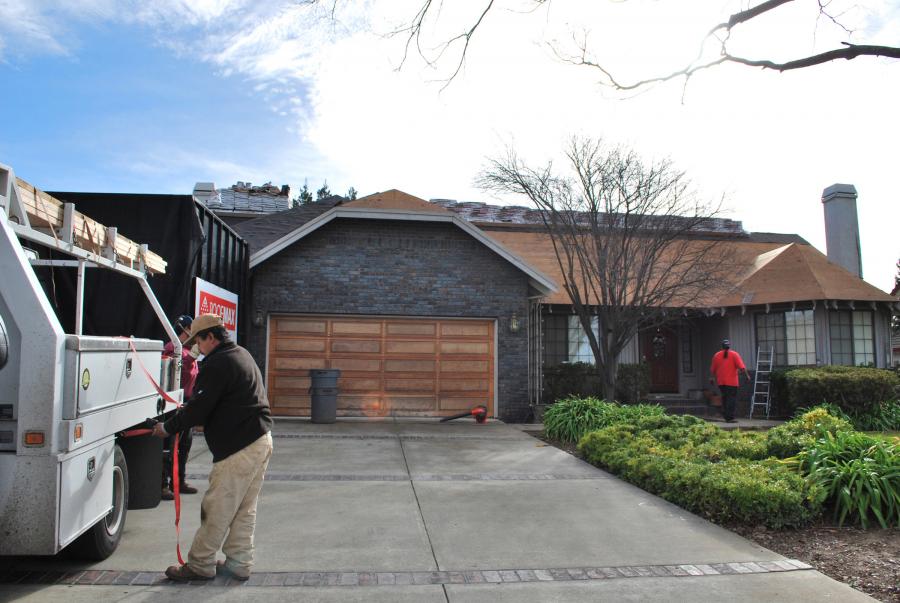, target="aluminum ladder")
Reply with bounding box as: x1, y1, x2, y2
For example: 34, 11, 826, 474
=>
749, 347, 775, 419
